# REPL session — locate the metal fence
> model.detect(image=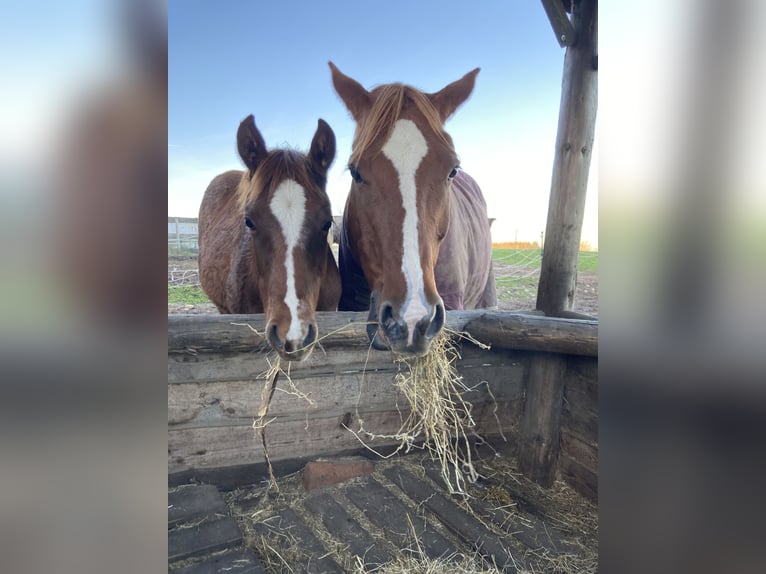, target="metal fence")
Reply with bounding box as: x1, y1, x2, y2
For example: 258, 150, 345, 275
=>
168, 217, 199, 256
